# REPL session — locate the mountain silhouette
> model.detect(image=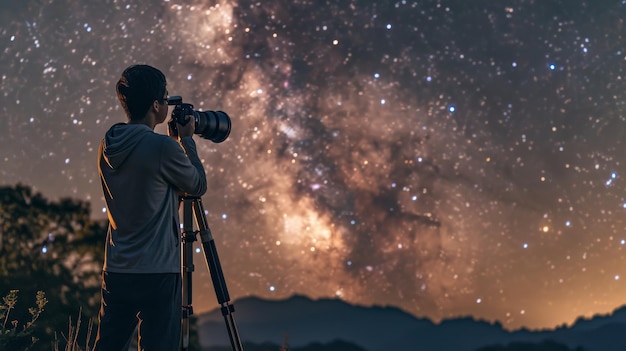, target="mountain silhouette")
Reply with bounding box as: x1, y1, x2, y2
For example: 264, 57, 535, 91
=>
196, 295, 626, 351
